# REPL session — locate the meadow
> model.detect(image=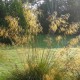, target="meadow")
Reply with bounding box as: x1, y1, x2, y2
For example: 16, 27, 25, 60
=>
0, 35, 80, 80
